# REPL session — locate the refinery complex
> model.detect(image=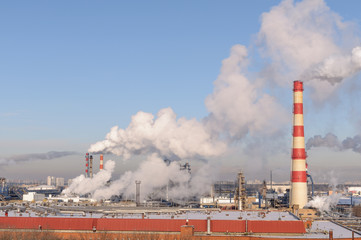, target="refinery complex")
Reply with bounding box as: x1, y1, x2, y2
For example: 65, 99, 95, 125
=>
1, 81, 361, 239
